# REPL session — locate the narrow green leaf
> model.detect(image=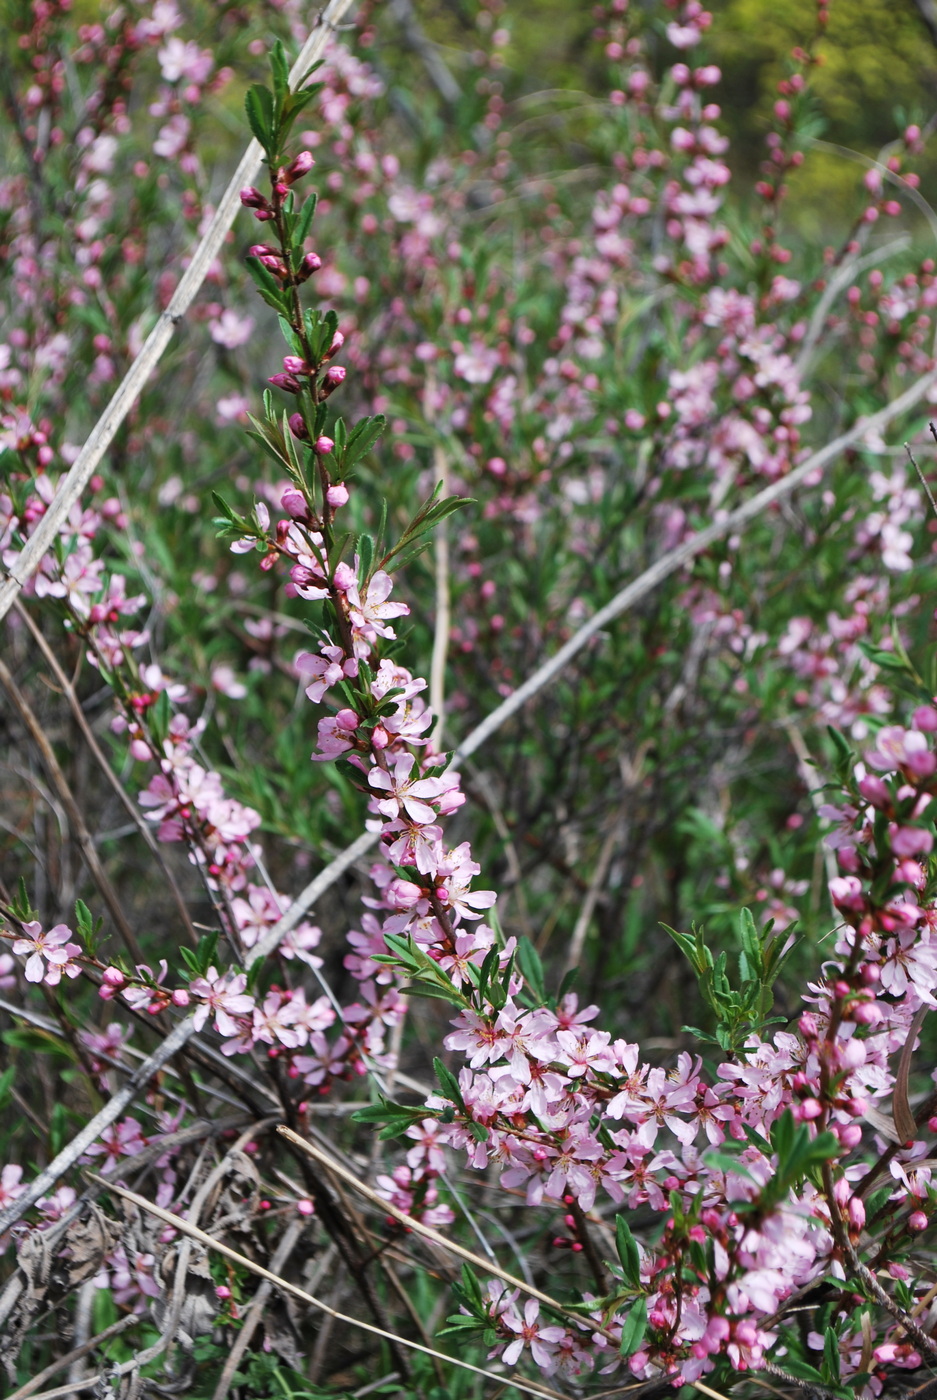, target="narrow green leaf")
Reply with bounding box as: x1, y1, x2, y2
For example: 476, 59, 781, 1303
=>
618, 1297, 647, 1357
